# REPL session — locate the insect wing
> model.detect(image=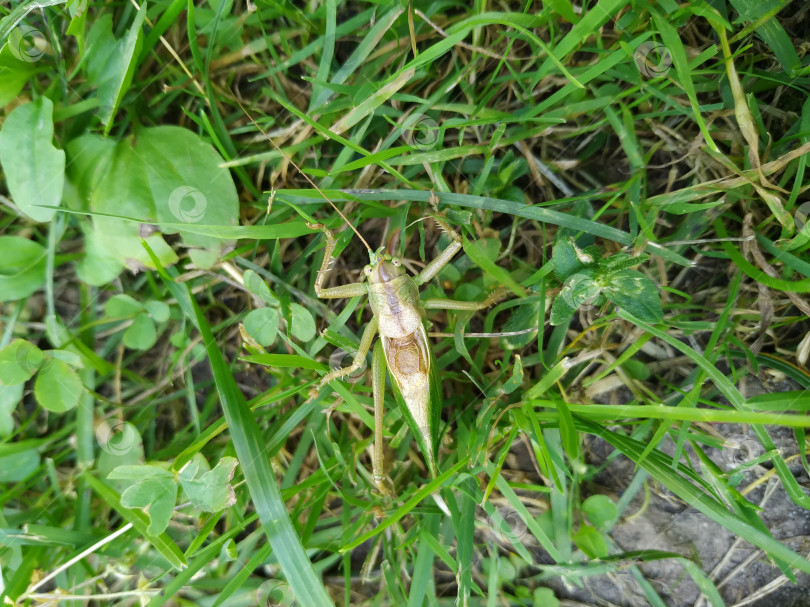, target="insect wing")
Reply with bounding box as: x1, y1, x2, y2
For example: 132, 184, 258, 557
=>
381, 323, 441, 475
